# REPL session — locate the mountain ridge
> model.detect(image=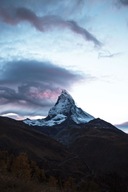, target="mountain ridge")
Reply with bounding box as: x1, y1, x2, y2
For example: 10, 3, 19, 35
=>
0, 92, 128, 191
23, 90, 125, 146
24, 90, 94, 127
